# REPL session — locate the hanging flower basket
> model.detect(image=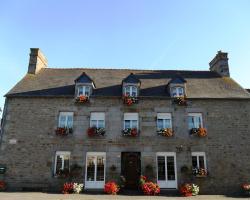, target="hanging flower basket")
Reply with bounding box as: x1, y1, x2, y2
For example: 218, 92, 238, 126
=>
122, 128, 138, 137
173, 97, 187, 106
192, 168, 208, 177
179, 183, 199, 196
75, 95, 89, 103
122, 95, 138, 106
87, 127, 105, 136
157, 128, 174, 137
55, 127, 73, 136
190, 128, 207, 137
